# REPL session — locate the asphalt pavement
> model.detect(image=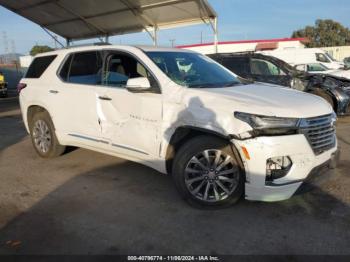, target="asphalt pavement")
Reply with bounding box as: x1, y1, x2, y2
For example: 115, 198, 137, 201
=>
0, 97, 349, 255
